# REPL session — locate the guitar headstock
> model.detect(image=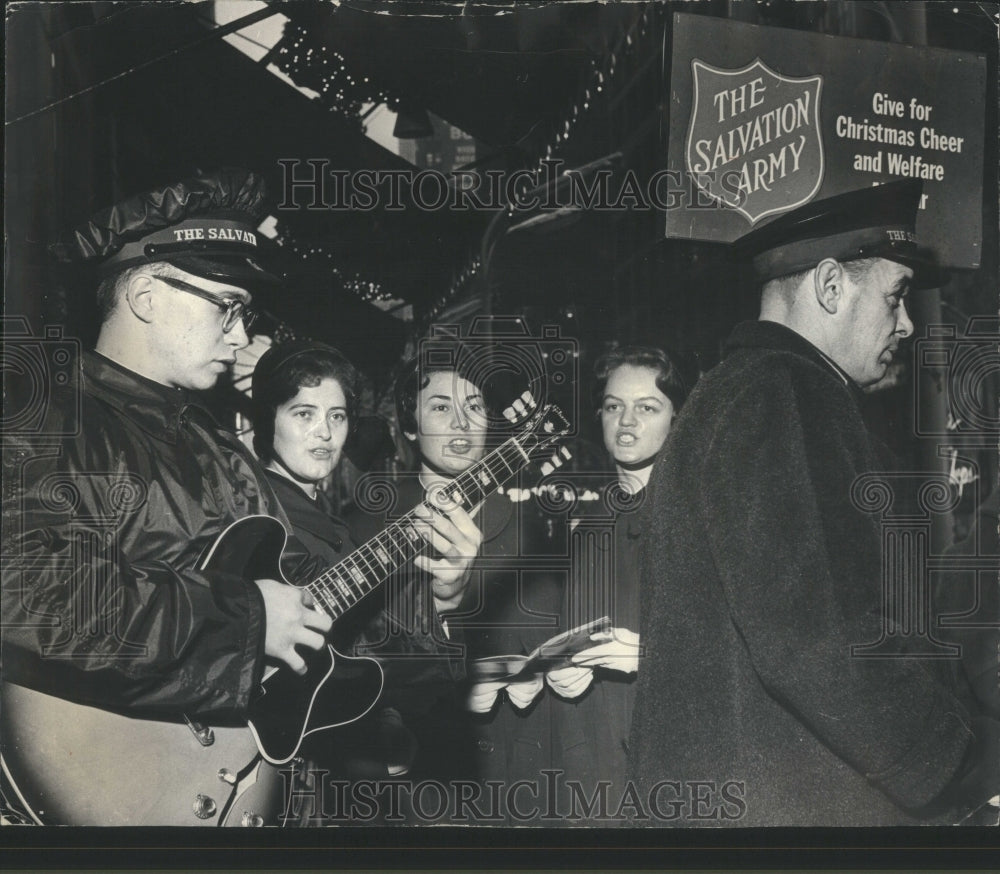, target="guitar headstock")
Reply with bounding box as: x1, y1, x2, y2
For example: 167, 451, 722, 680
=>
502, 391, 572, 466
